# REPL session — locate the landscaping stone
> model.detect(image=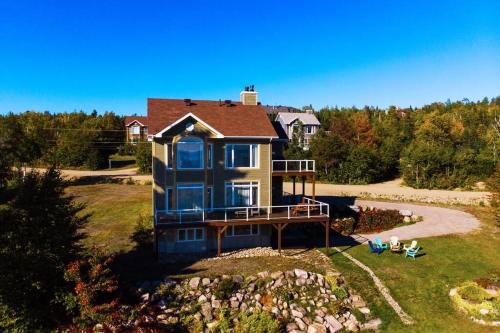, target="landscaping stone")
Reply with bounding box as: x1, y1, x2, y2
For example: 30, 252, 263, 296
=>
189, 277, 200, 289
201, 277, 210, 286
324, 315, 343, 332
307, 323, 327, 333
362, 318, 382, 331
295, 268, 308, 279
295, 318, 307, 330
